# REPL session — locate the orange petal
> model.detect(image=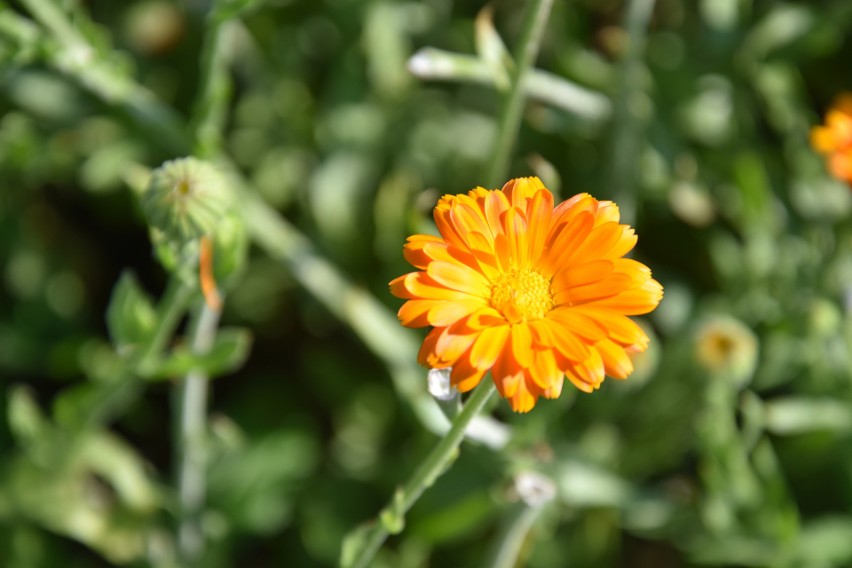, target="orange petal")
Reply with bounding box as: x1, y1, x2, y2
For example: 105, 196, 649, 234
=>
392, 272, 480, 301
597, 339, 634, 379
549, 193, 596, 228
469, 324, 510, 370
418, 327, 444, 366
547, 310, 608, 342
434, 324, 478, 364
529, 348, 560, 390
464, 307, 508, 330
542, 376, 564, 399
564, 367, 595, 393
434, 197, 469, 251
450, 197, 493, 243
484, 189, 511, 240
507, 376, 539, 412
594, 201, 621, 225
569, 221, 630, 264
509, 323, 534, 368
542, 320, 590, 363
553, 273, 634, 306
584, 278, 664, 315
502, 176, 543, 210
493, 367, 522, 399
503, 207, 529, 268
541, 211, 595, 277
526, 188, 554, 260
451, 360, 486, 392
551, 259, 614, 291
427, 261, 492, 296
571, 348, 605, 386
427, 299, 486, 327
829, 151, 852, 181
398, 299, 433, 327
811, 126, 836, 154
491, 347, 522, 398
402, 234, 444, 268
572, 307, 649, 347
